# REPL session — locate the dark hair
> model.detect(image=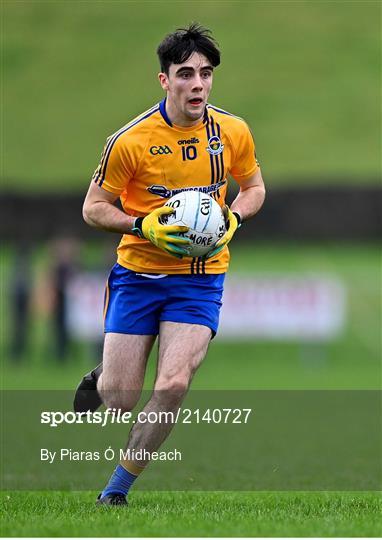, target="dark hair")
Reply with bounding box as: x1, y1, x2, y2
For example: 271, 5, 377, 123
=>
157, 23, 220, 74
